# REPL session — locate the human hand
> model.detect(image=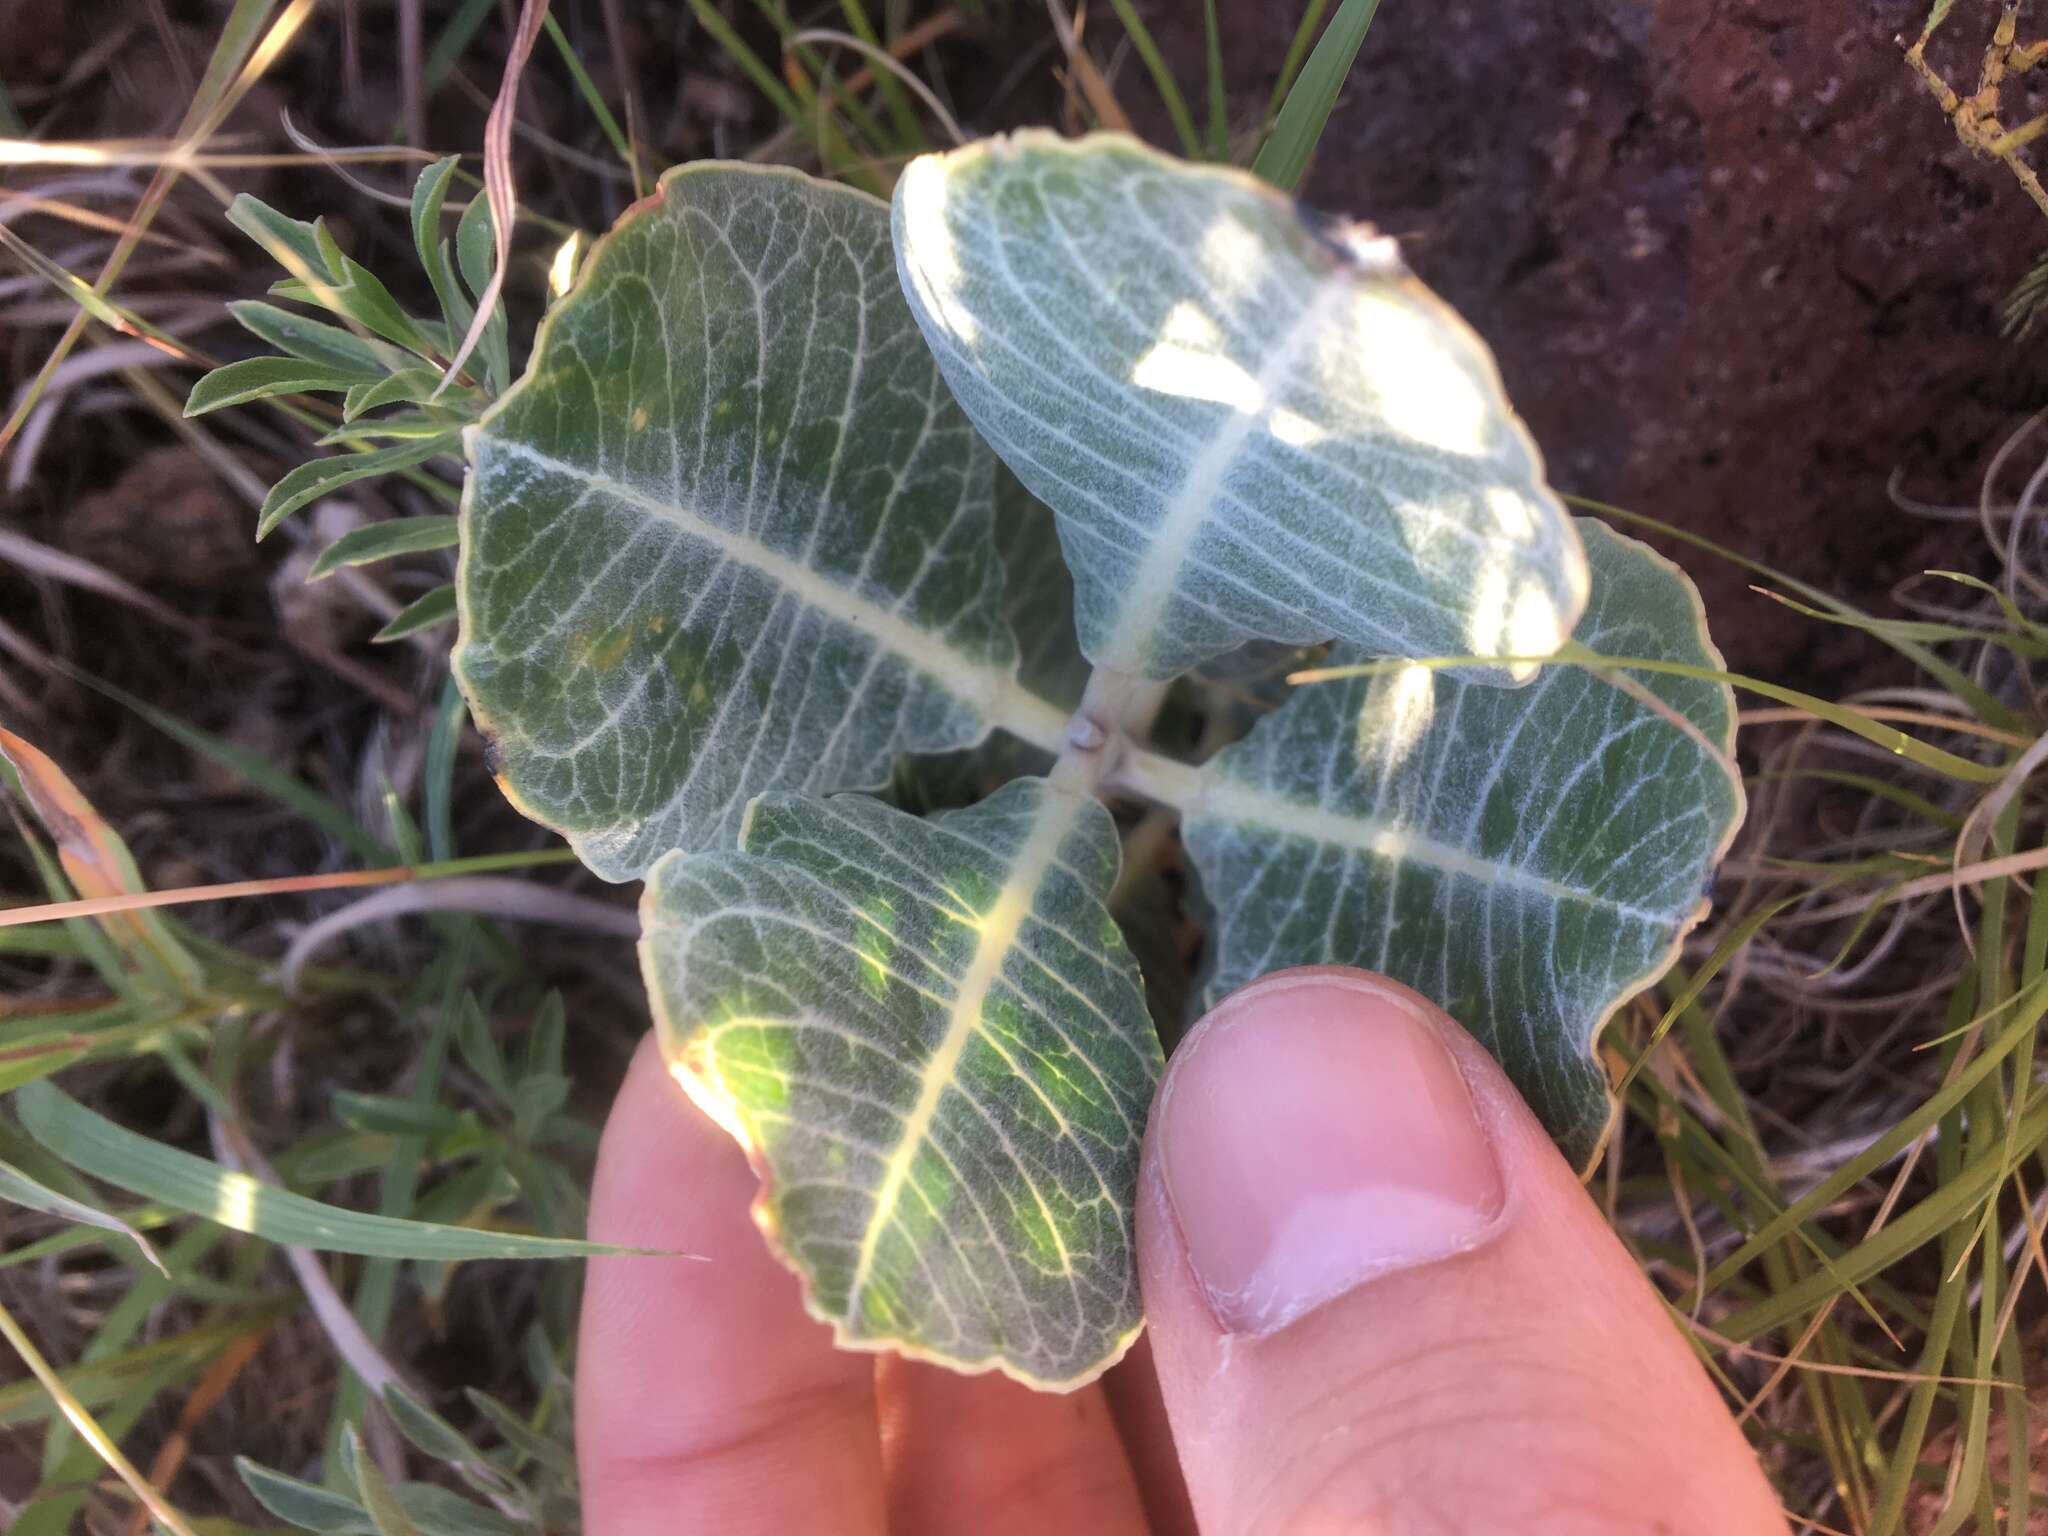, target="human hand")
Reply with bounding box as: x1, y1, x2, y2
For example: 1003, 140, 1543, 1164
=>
576, 967, 1786, 1534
